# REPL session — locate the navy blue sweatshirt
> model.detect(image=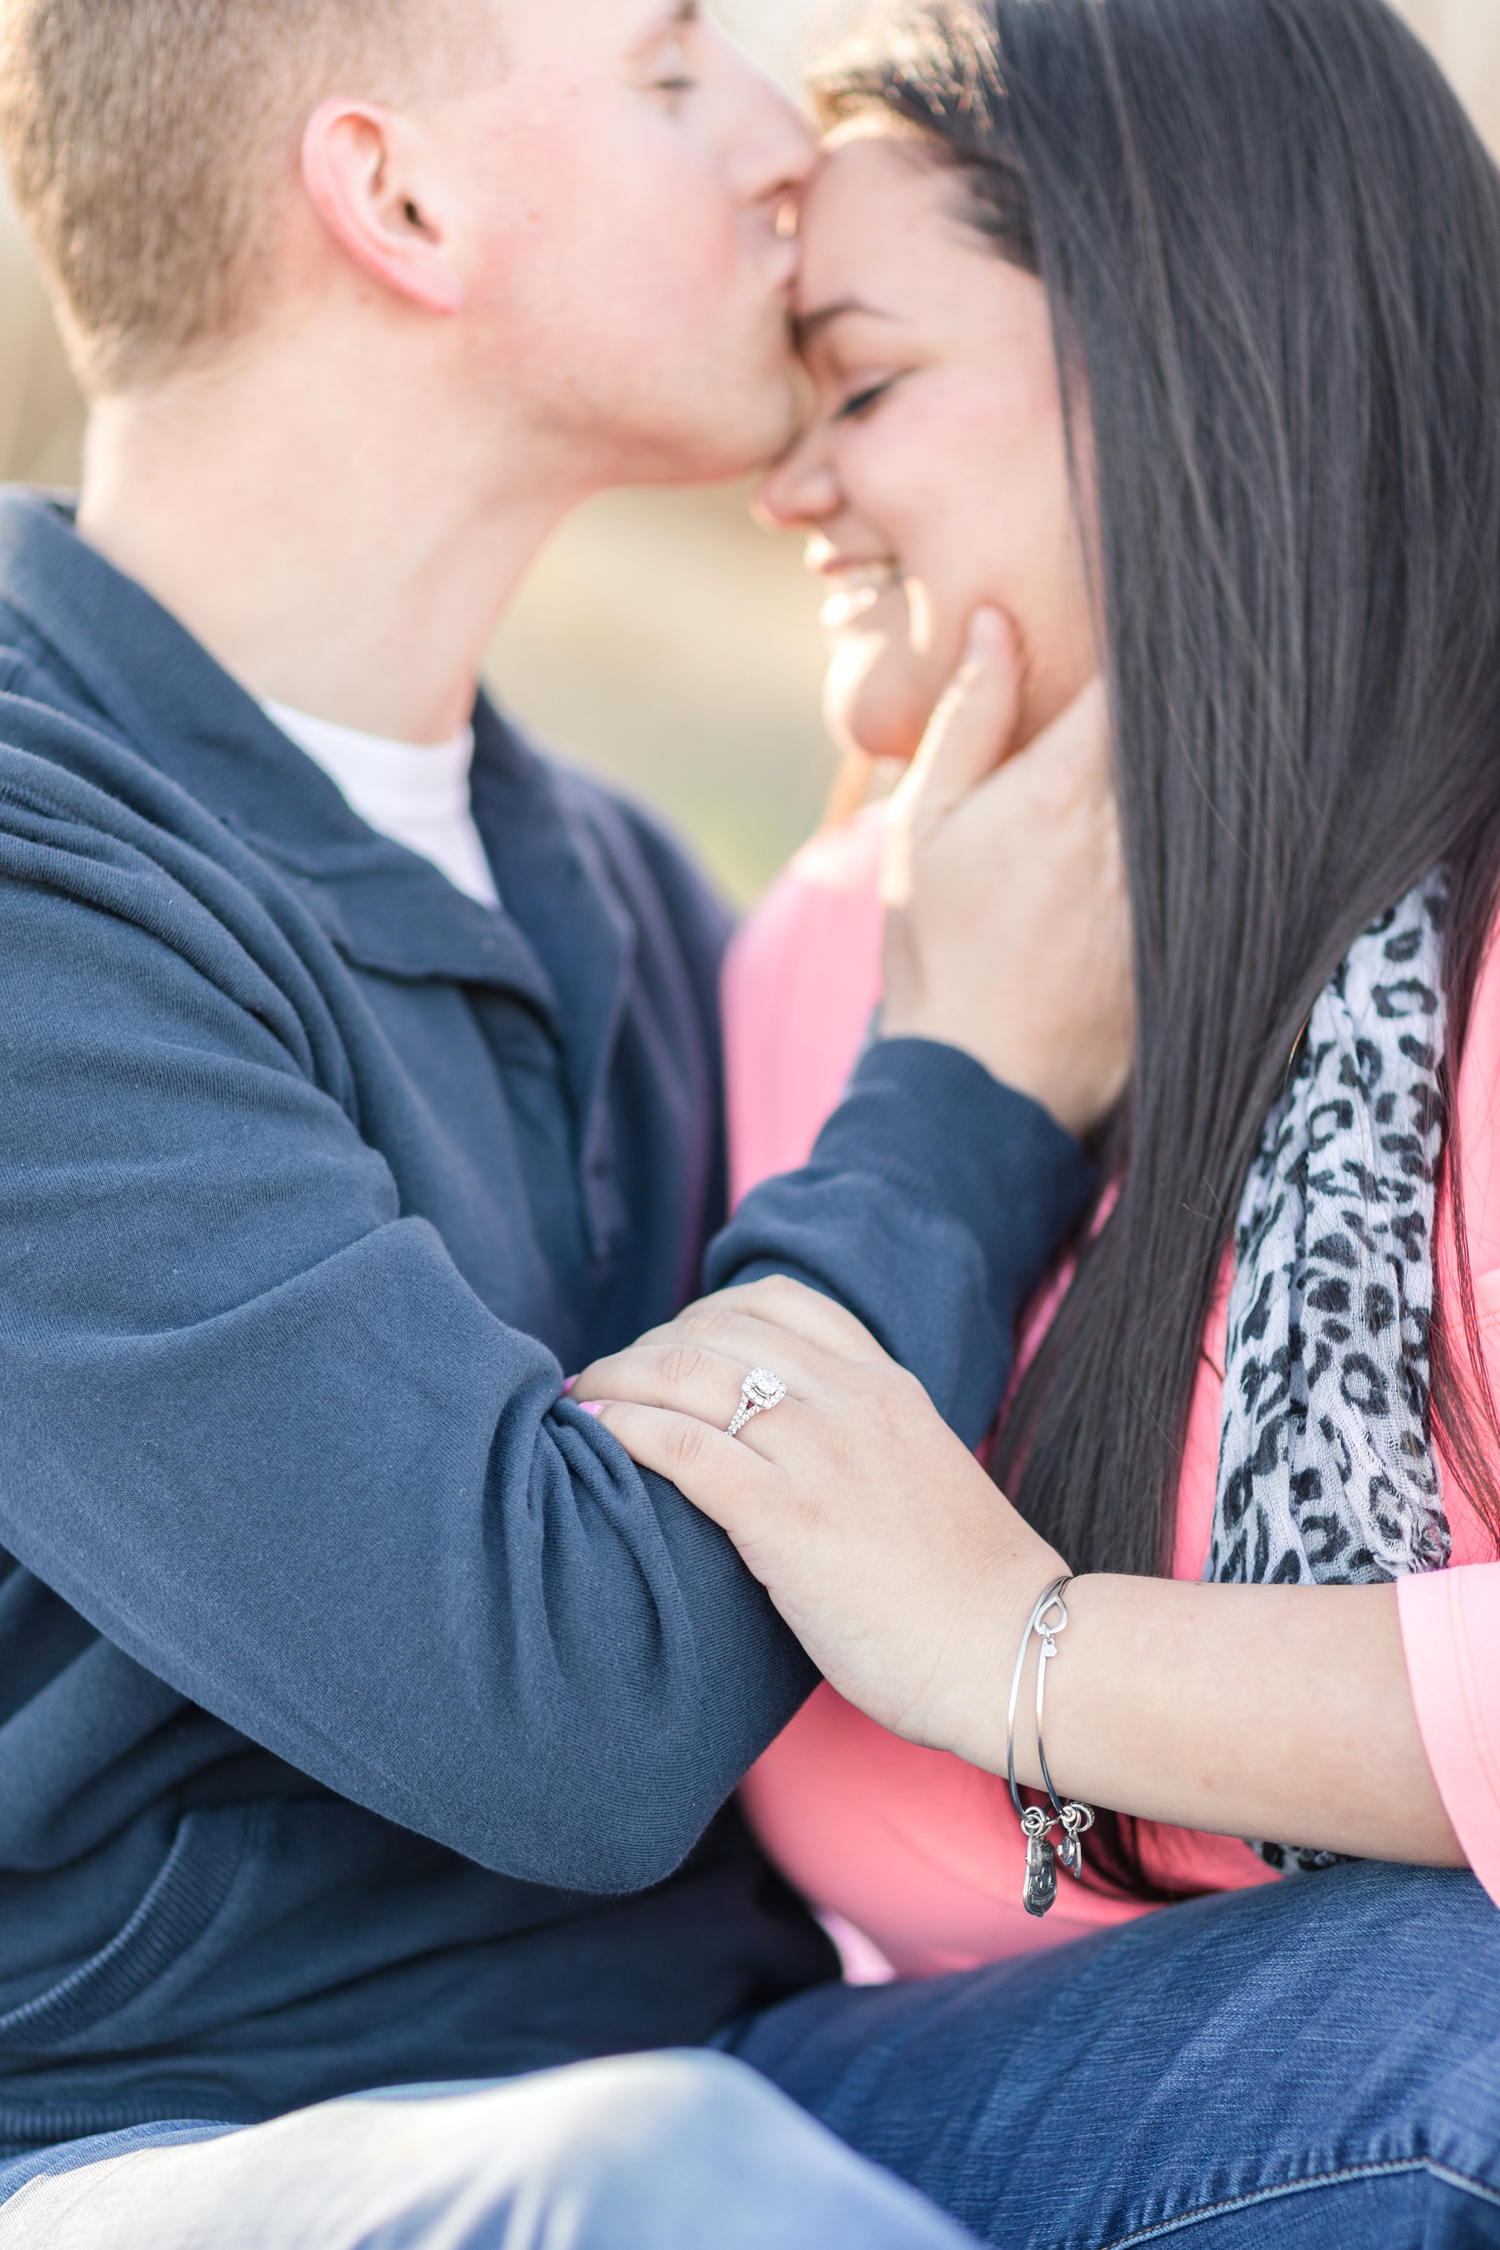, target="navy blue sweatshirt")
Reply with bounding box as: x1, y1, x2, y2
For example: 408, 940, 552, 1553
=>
0, 492, 1093, 2154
